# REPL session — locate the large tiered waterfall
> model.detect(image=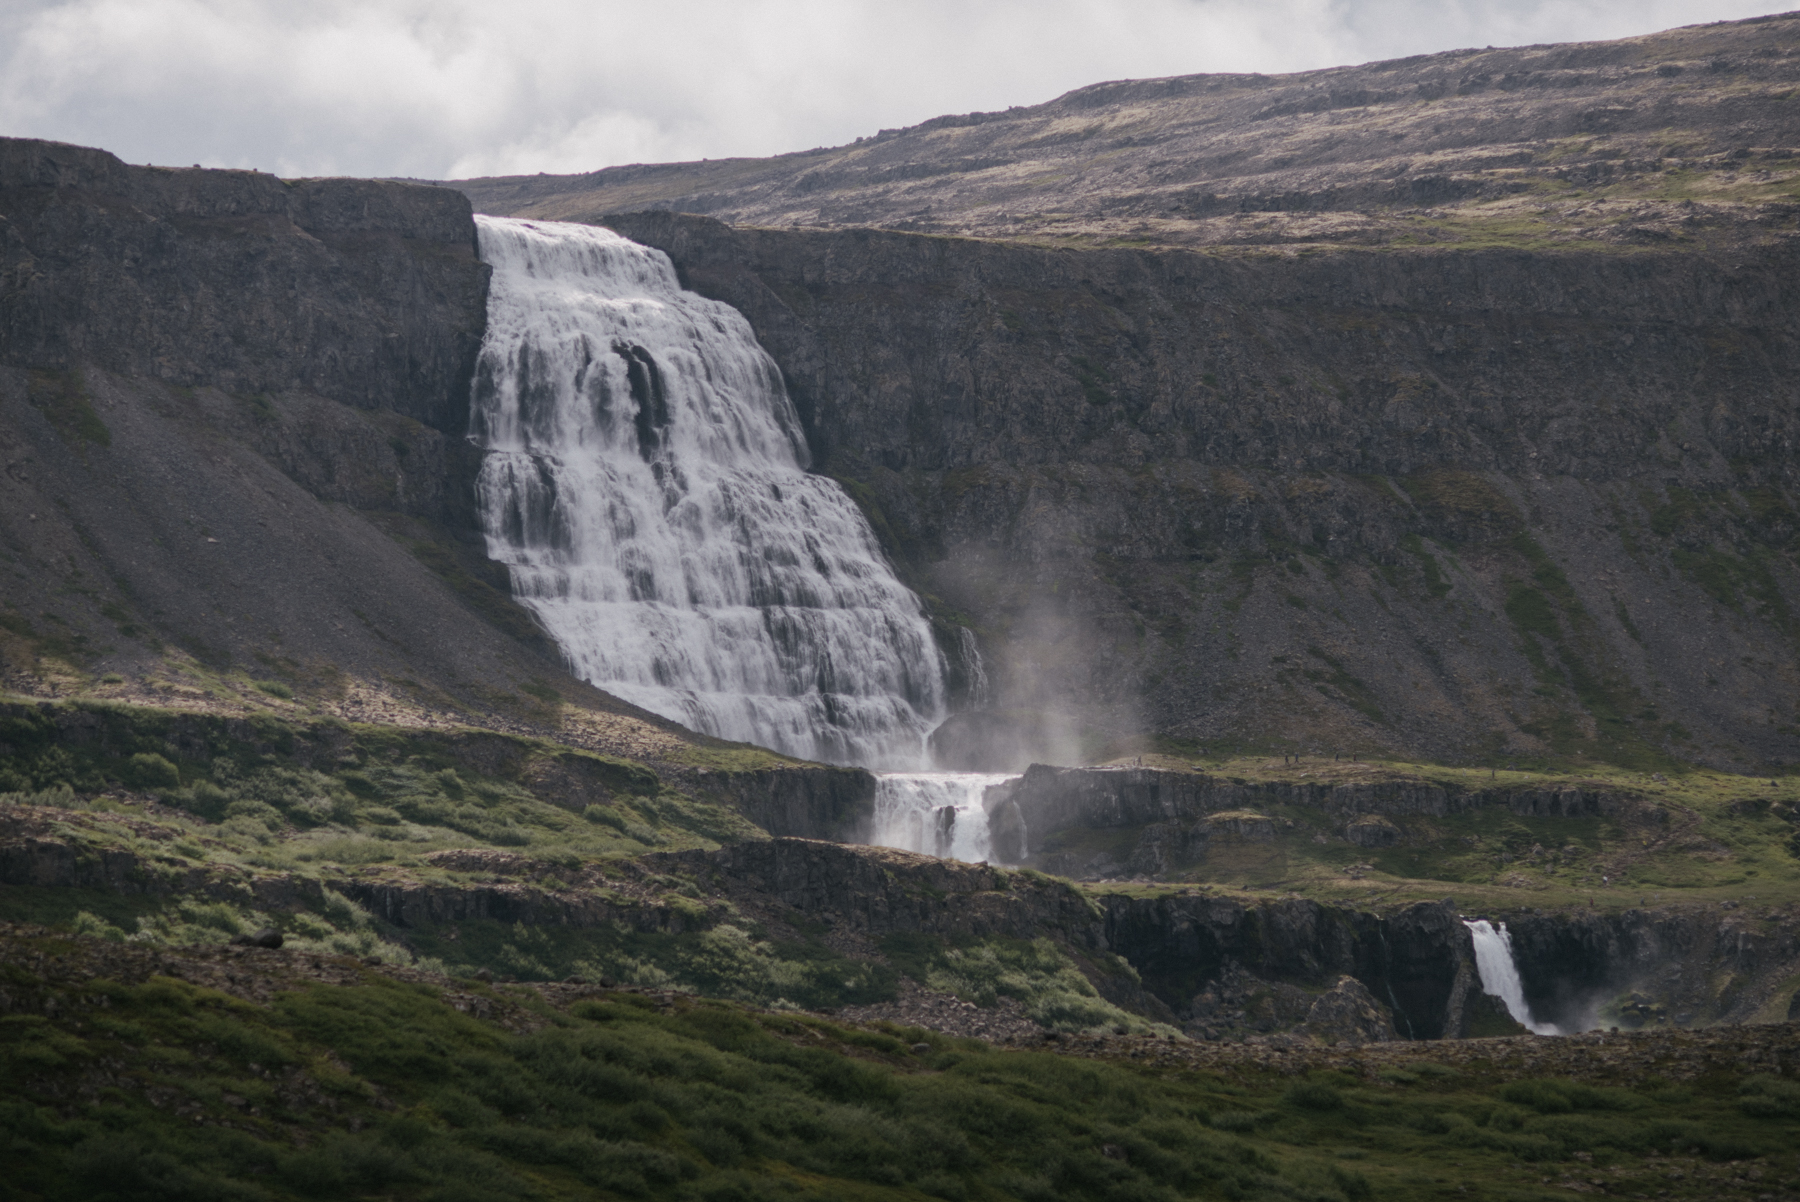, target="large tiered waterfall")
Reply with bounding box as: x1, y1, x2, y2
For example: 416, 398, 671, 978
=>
1463, 919, 1560, 1035
469, 216, 945, 768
